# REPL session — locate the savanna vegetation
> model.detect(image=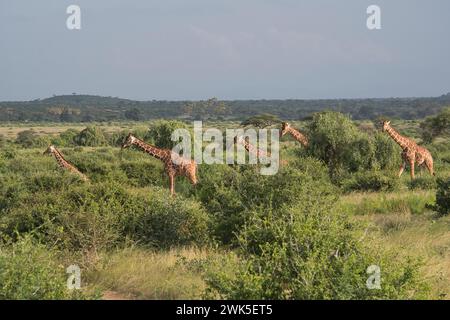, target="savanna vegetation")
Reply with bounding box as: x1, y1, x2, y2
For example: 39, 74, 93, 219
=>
0, 106, 449, 300
1, 93, 450, 122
